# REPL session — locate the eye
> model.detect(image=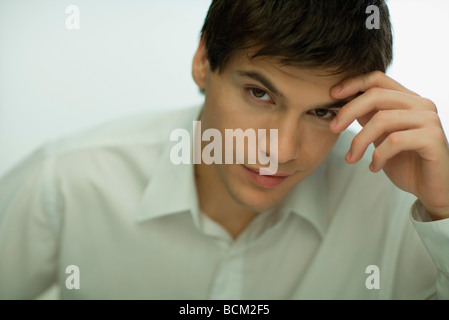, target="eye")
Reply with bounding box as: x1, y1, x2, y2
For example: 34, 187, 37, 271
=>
309, 109, 338, 120
248, 88, 274, 103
